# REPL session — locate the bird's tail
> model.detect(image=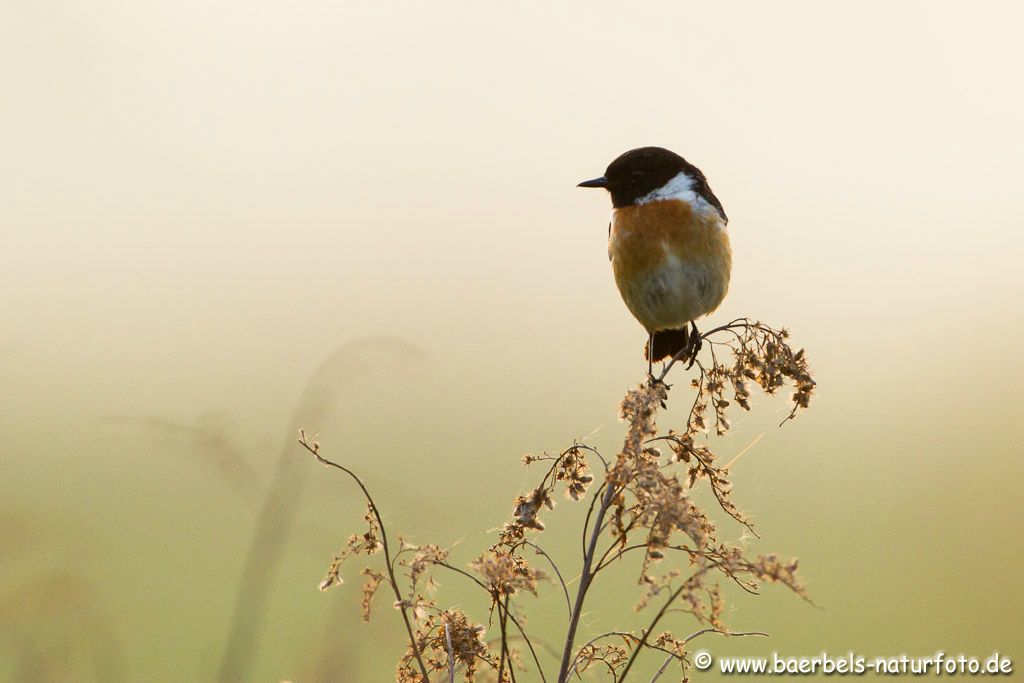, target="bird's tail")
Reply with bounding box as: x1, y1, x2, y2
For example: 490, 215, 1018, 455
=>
645, 327, 690, 362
